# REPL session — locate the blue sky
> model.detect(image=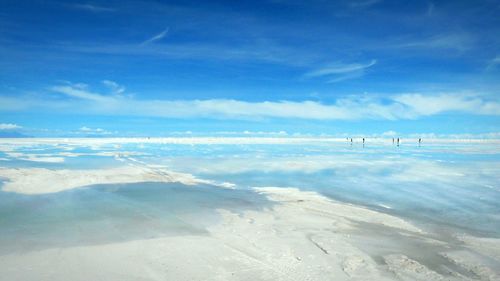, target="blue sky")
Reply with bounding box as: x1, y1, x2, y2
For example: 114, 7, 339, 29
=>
1, 0, 499, 137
